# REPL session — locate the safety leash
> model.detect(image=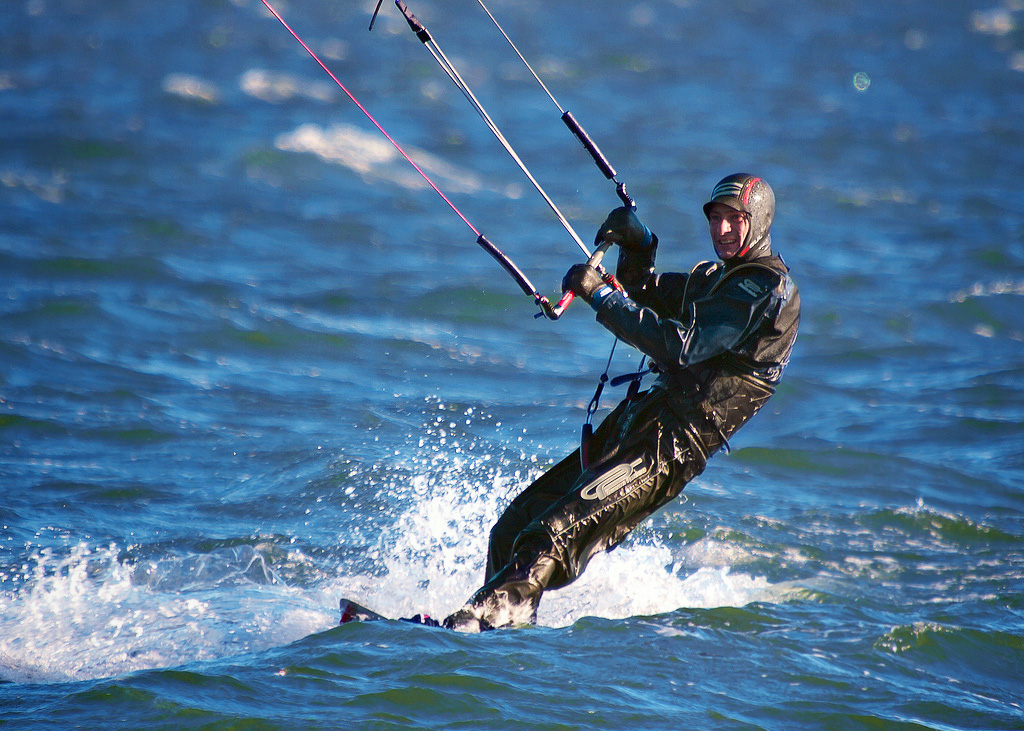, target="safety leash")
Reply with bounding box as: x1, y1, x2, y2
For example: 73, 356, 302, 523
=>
581, 352, 651, 469
580, 340, 616, 470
